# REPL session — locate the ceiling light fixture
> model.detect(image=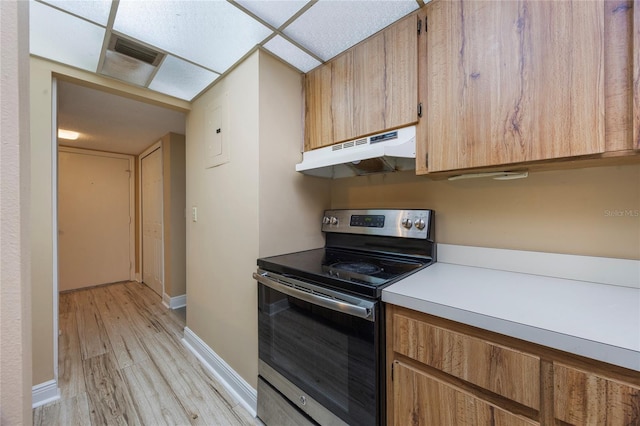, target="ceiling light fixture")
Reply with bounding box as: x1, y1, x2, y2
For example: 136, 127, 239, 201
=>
58, 129, 80, 140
